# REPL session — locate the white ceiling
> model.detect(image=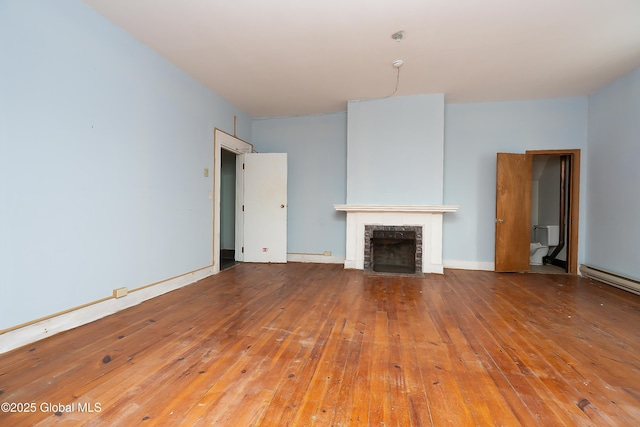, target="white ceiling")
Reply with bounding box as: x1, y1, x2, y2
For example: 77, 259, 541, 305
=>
82, 0, 640, 118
